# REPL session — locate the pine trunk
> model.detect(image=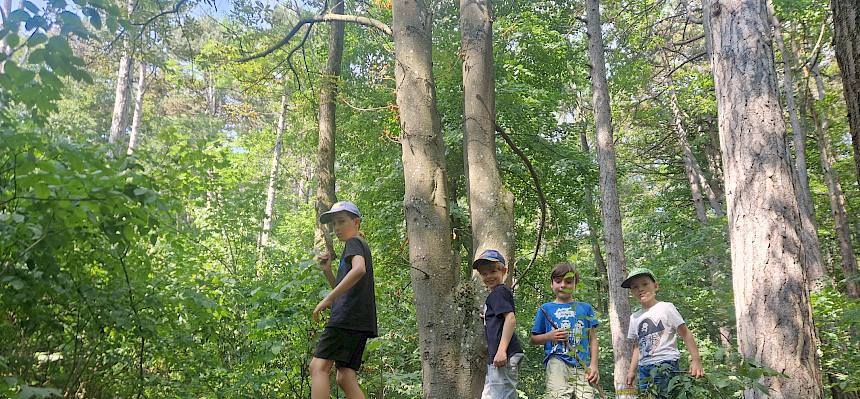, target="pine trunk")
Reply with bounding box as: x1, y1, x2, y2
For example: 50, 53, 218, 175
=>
314, 0, 345, 257
393, 0, 466, 396
459, 0, 515, 394
127, 61, 146, 156
703, 0, 824, 396
585, 0, 633, 389
830, 0, 860, 190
